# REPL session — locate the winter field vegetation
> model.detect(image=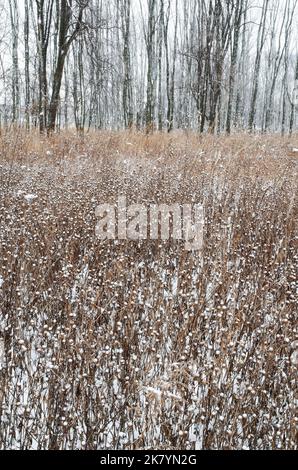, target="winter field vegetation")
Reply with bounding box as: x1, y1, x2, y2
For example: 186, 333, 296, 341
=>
0, 129, 297, 450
